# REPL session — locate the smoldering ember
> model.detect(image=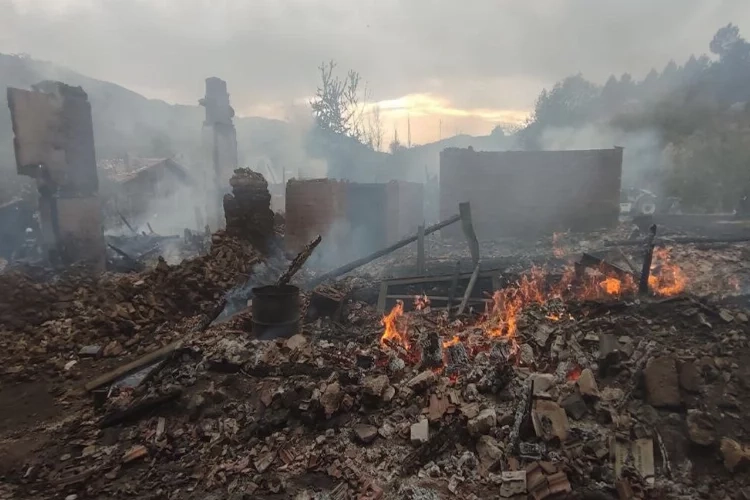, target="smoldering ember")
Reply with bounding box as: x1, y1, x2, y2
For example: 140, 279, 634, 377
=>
4, 25, 750, 500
